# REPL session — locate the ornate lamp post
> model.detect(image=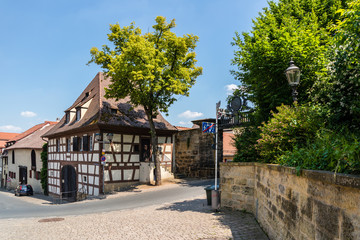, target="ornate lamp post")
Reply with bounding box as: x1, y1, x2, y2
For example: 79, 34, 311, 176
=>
285, 59, 301, 102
